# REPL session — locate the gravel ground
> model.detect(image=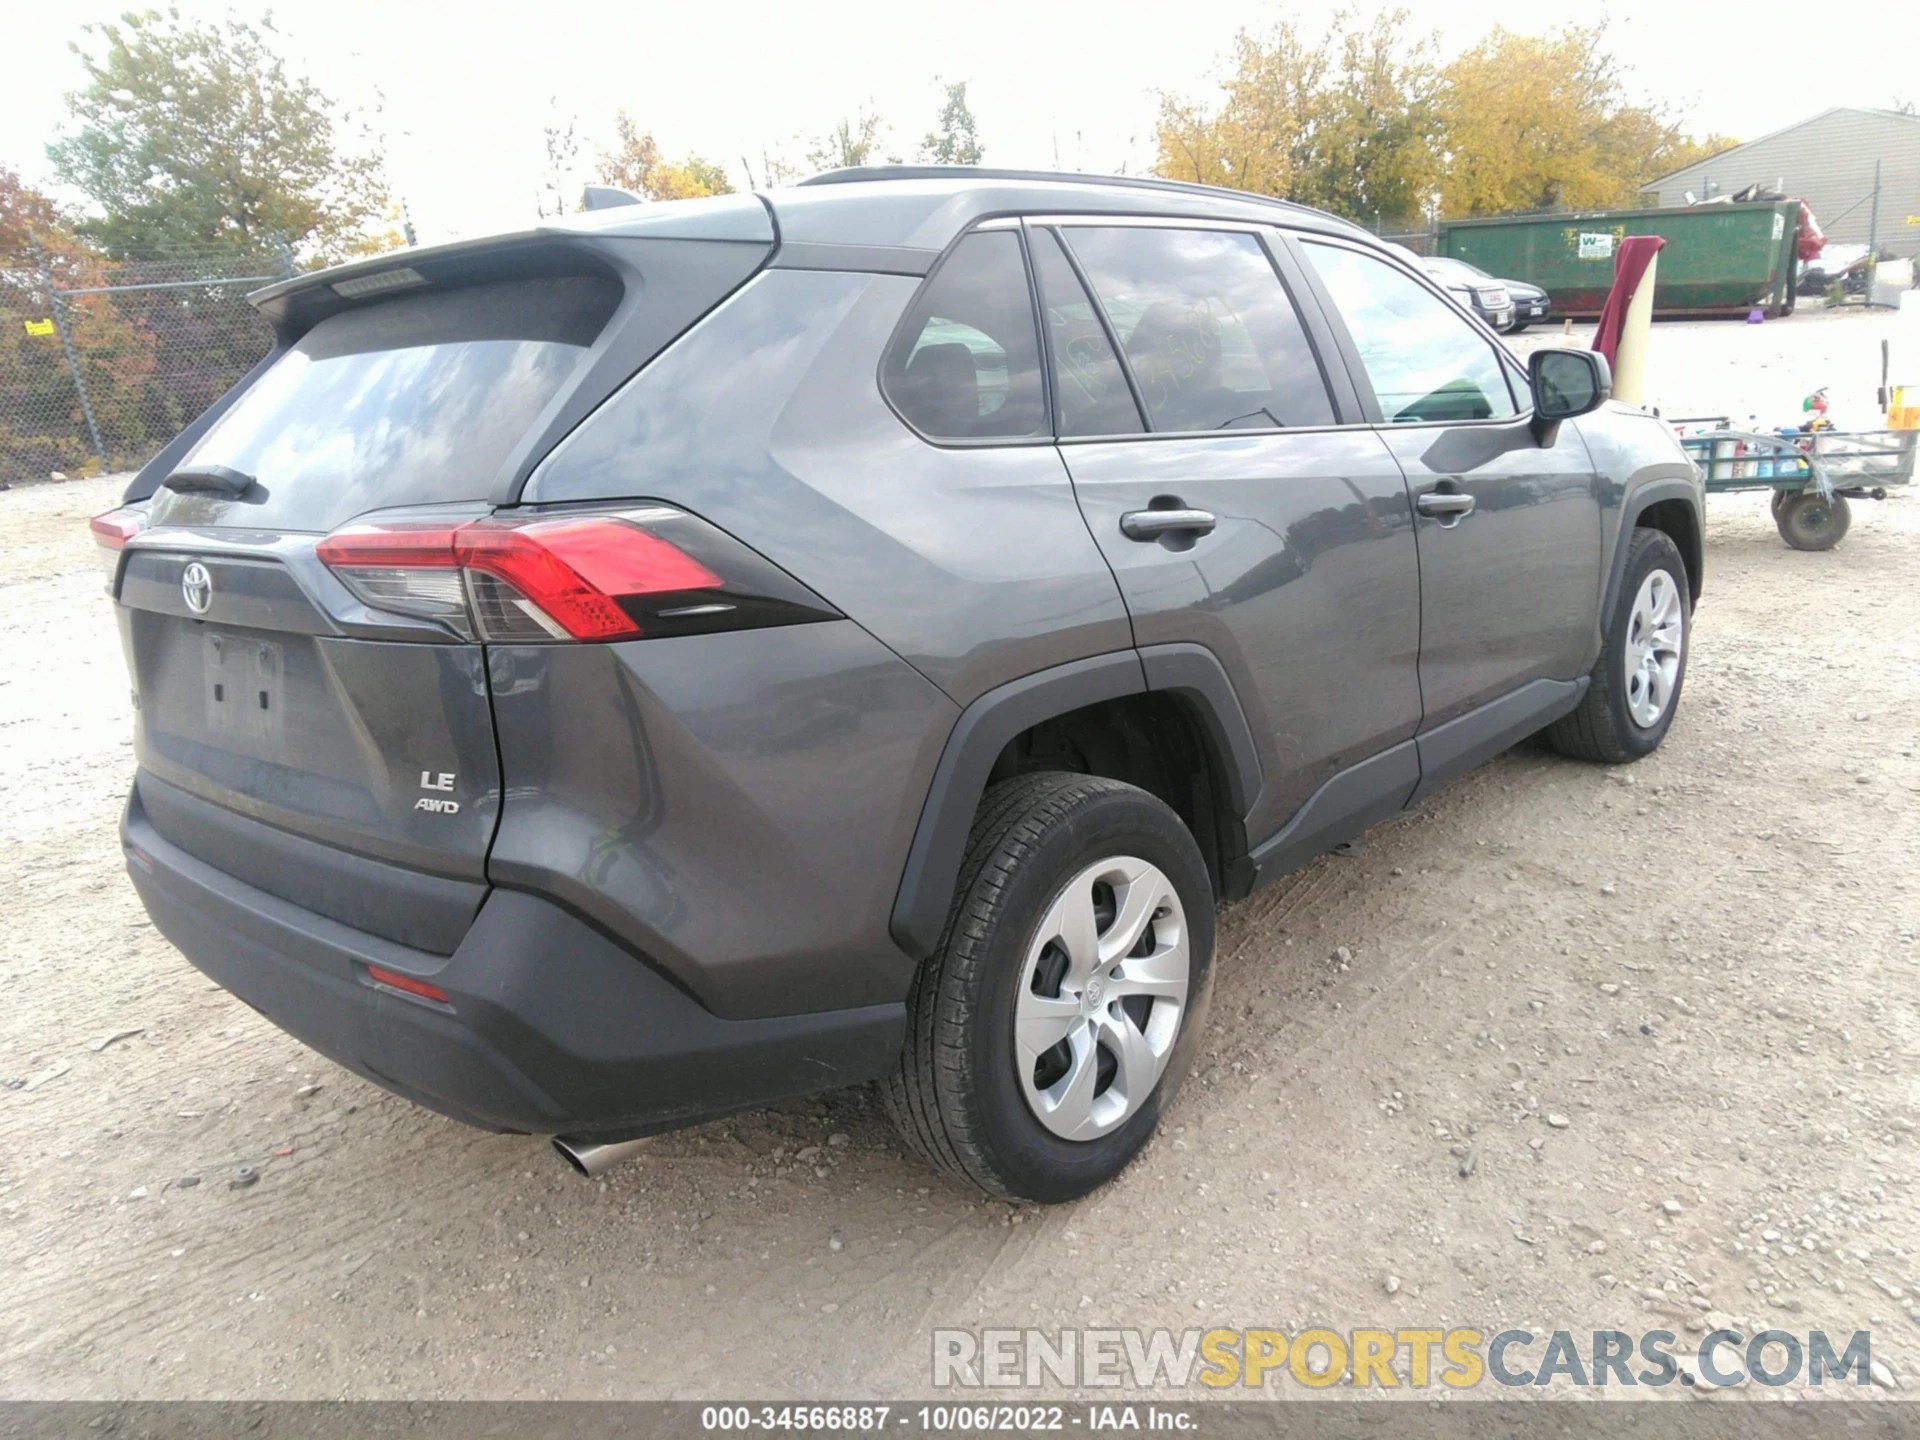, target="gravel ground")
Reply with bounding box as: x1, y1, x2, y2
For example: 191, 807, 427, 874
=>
1, 308, 1916, 1402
